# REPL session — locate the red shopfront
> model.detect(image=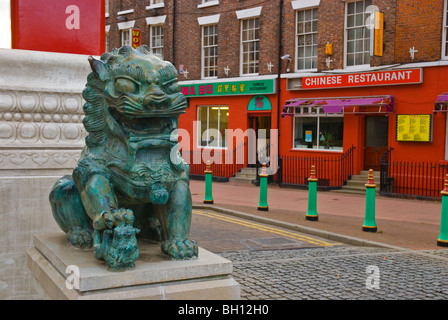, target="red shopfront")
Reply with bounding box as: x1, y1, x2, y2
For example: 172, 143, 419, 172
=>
179, 77, 277, 178
279, 66, 448, 198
